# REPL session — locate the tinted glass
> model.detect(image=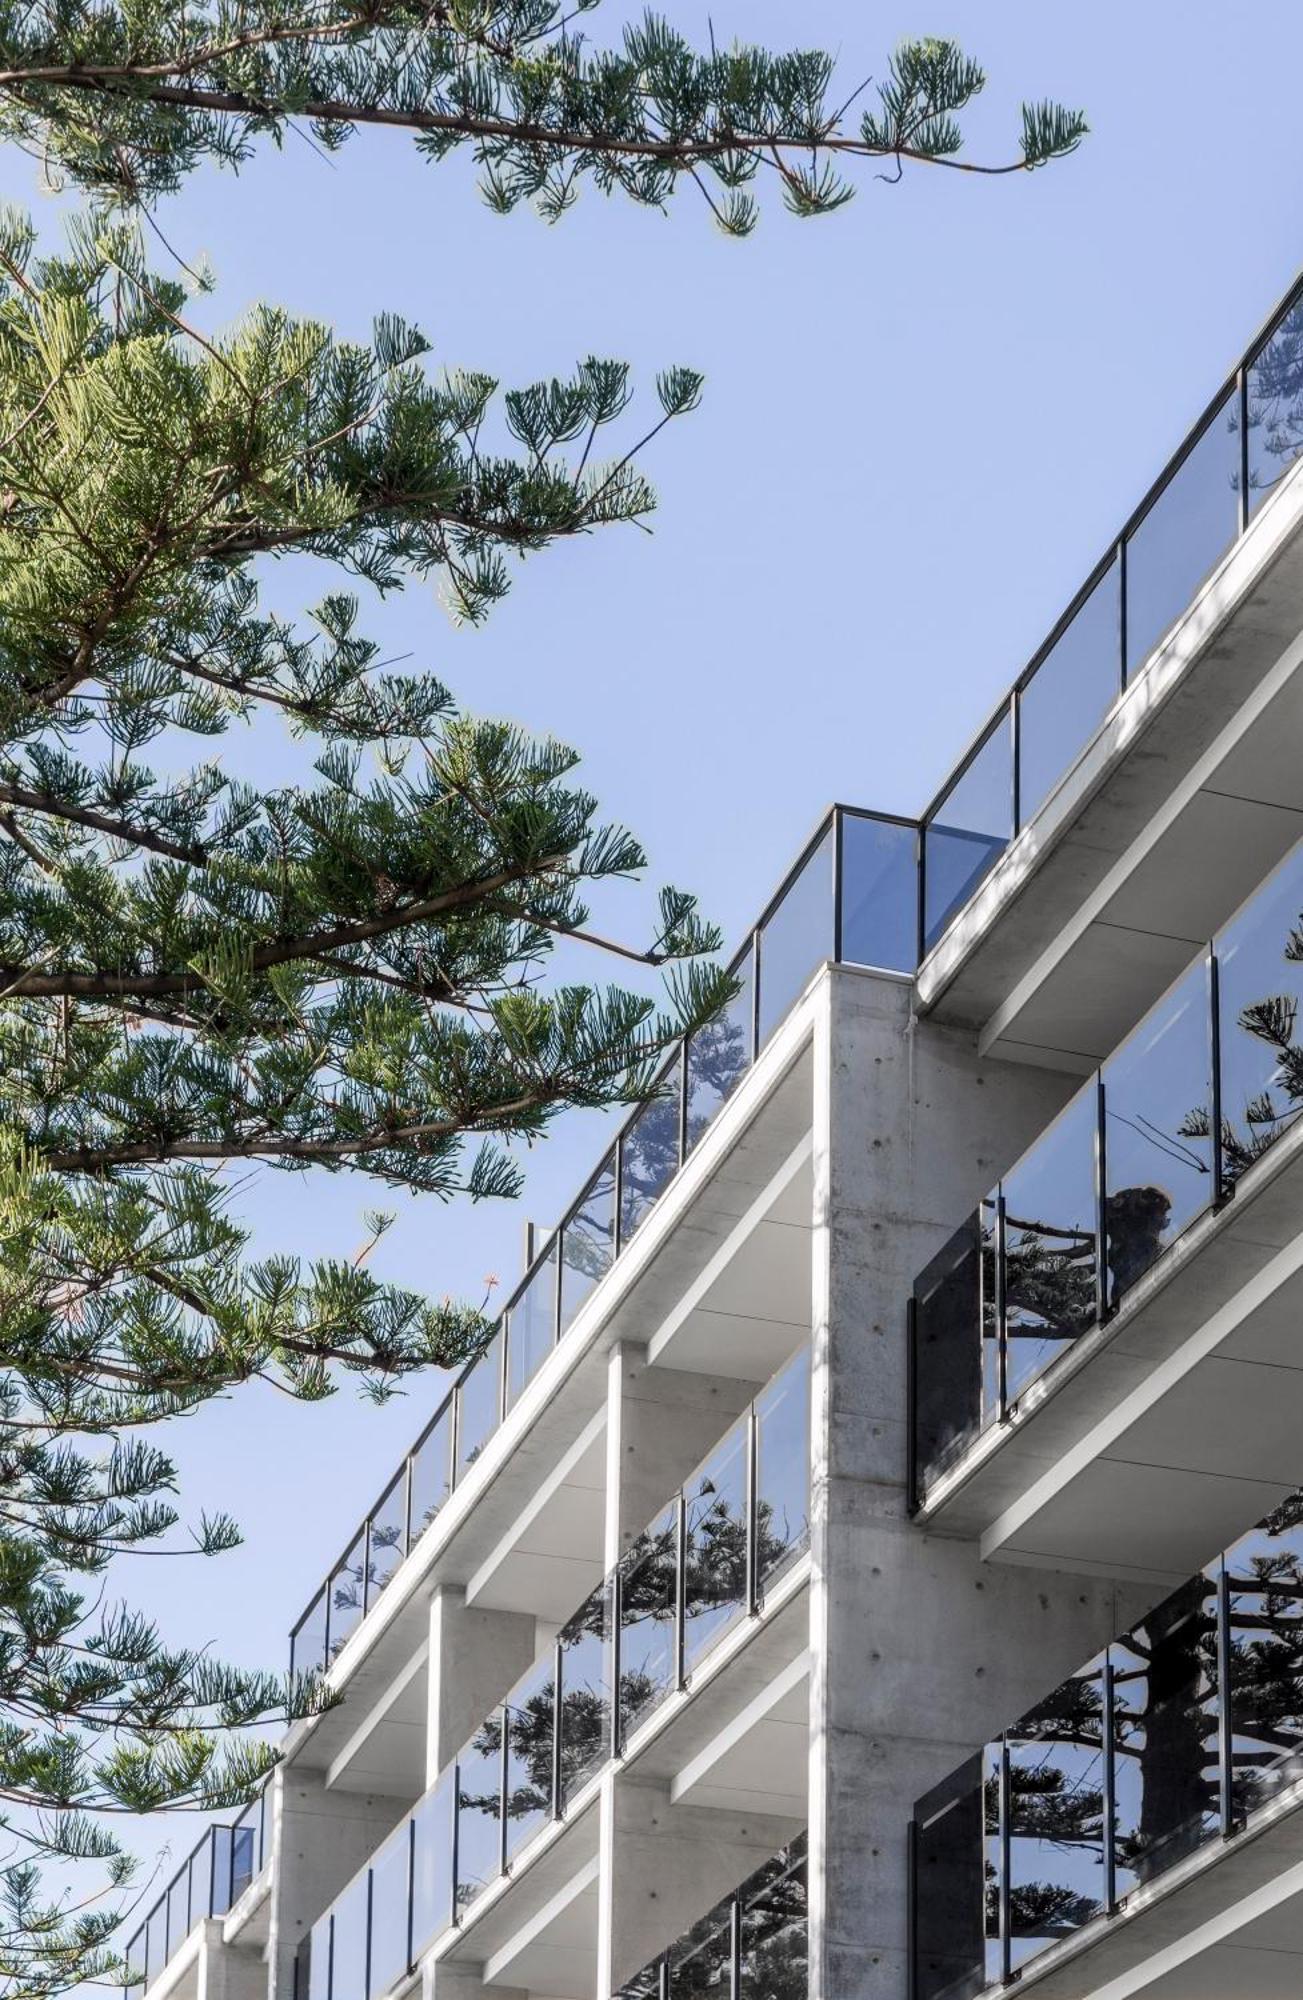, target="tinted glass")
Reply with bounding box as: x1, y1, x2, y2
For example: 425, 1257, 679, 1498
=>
683, 1419, 748, 1676
1215, 841, 1303, 1193
754, 1350, 810, 1598
757, 824, 834, 1046
913, 1217, 982, 1484
1112, 1573, 1221, 1895
839, 812, 918, 974
618, 1501, 679, 1745
408, 1406, 451, 1541
366, 1472, 407, 1610
328, 1532, 365, 1662
738, 1849, 808, 2000
368, 1822, 411, 2000
1226, 1505, 1303, 1821
229, 1818, 257, 1904
1018, 557, 1121, 826
455, 1335, 502, 1482
503, 1653, 556, 1861
912, 1753, 996, 2000
686, 945, 754, 1152
410, 1773, 454, 1955
923, 714, 1013, 953
454, 1716, 504, 1910
1001, 1083, 1098, 1403
620, 1058, 682, 1244
558, 1583, 611, 1804
506, 1238, 558, 1411
1006, 1657, 1107, 1971
1125, 390, 1238, 681
164, 1876, 188, 1959
1247, 292, 1303, 516
307, 1914, 331, 2000
187, 1844, 208, 1928
559, 1154, 616, 1334
209, 1826, 235, 1919
292, 1587, 329, 1677
1102, 956, 1213, 1308
328, 1869, 369, 2000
